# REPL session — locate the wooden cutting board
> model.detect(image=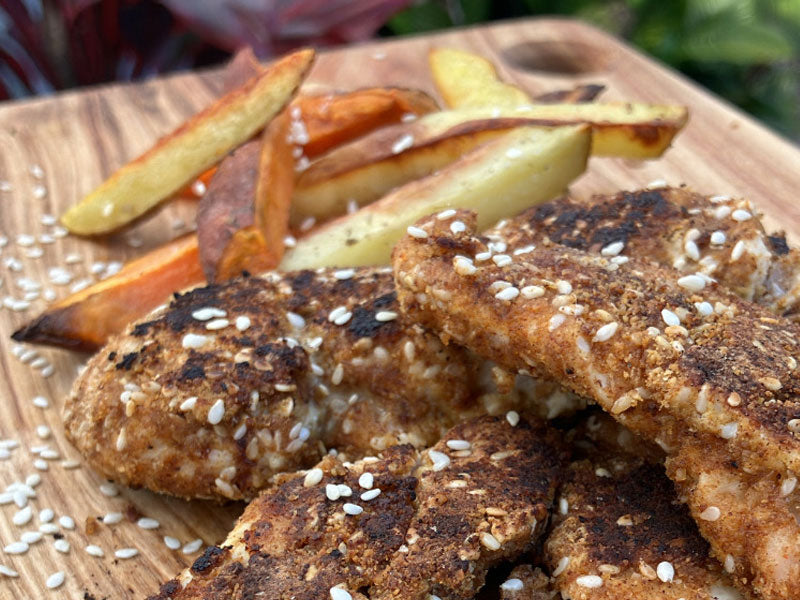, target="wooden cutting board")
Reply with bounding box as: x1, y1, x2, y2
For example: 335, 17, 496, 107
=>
0, 17, 798, 598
